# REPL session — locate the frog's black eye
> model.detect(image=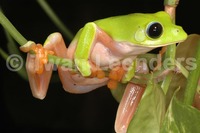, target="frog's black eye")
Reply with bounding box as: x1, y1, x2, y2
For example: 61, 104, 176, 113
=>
146, 22, 163, 39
